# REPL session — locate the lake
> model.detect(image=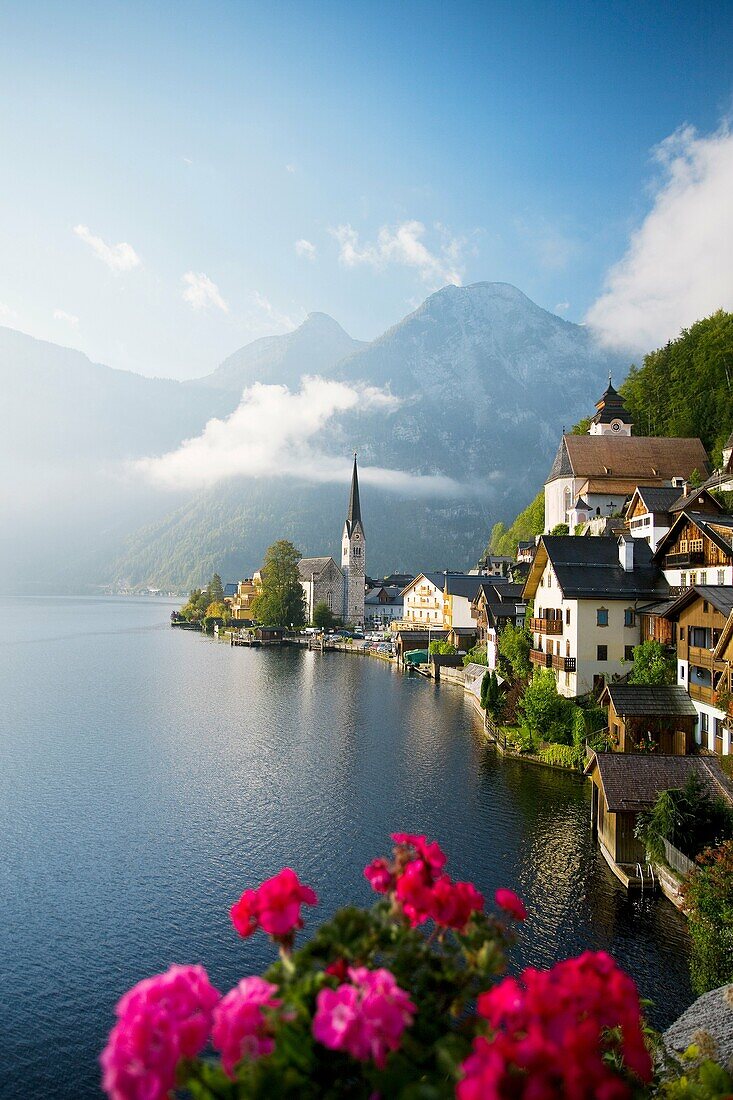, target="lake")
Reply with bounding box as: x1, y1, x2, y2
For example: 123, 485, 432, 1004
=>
0, 596, 692, 1097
